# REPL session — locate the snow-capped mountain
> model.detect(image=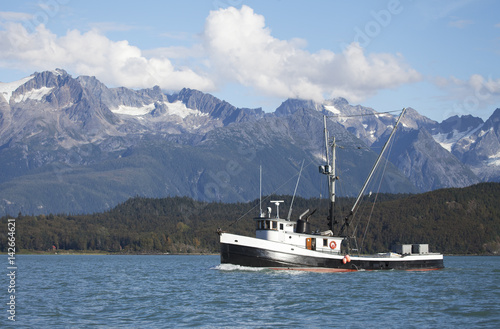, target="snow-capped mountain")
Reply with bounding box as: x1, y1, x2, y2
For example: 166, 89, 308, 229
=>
275, 98, 482, 191
429, 114, 484, 152
449, 110, 500, 181
0, 69, 265, 146
0, 69, 497, 215
425, 111, 500, 181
